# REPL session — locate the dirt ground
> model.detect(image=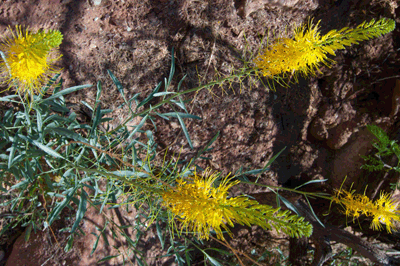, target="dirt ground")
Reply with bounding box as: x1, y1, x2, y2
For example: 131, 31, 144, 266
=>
0, 0, 400, 265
